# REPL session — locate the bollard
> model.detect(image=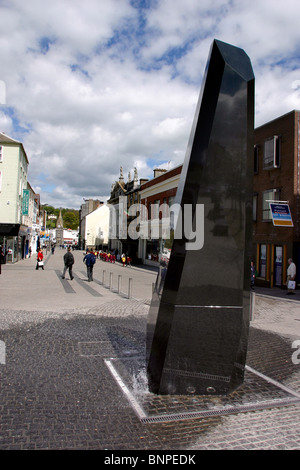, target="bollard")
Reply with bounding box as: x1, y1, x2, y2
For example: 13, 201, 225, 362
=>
118, 275, 122, 294
102, 270, 106, 285
128, 278, 133, 299
110, 272, 113, 290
